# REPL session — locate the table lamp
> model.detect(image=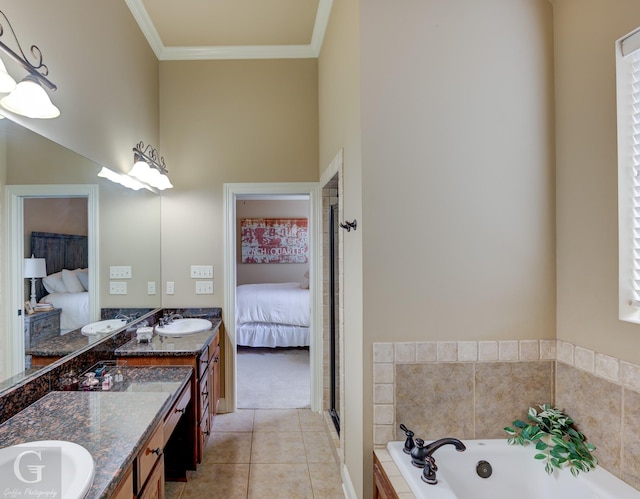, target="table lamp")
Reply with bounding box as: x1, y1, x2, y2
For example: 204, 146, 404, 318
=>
24, 255, 47, 307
